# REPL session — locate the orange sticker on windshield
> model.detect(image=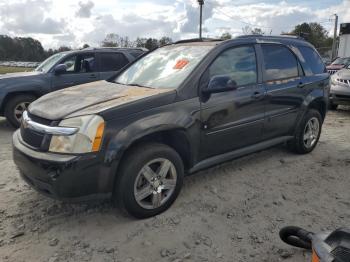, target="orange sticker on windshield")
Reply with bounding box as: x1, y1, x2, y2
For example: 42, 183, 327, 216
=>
174, 59, 189, 69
